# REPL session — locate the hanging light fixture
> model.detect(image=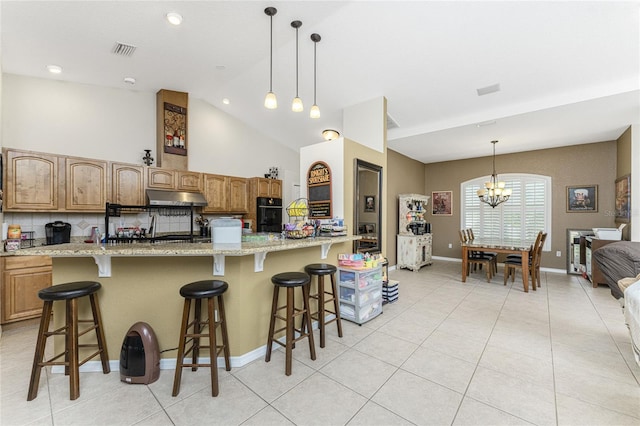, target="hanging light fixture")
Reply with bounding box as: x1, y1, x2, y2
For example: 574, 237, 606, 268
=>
264, 7, 278, 109
309, 33, 321, 118
477, 140, 512, 208
291, 20, 304, 112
